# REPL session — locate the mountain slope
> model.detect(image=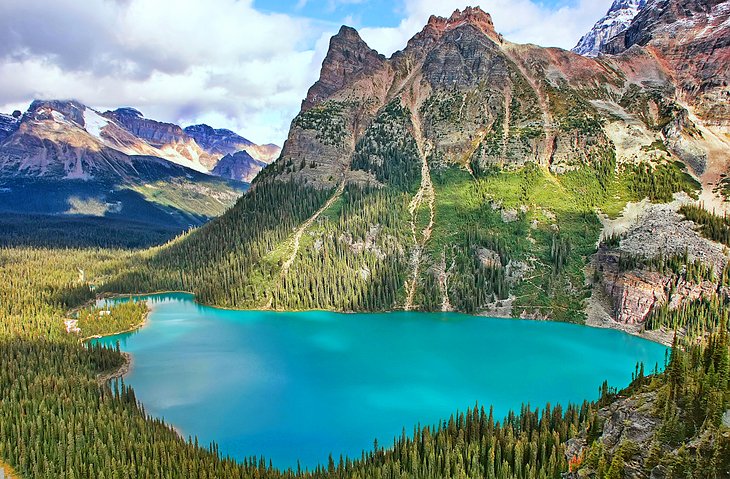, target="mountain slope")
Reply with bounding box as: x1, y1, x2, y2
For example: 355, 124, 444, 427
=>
602, 0, 730, 209
572, 0, 646, 56
113, 4, 729, 338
